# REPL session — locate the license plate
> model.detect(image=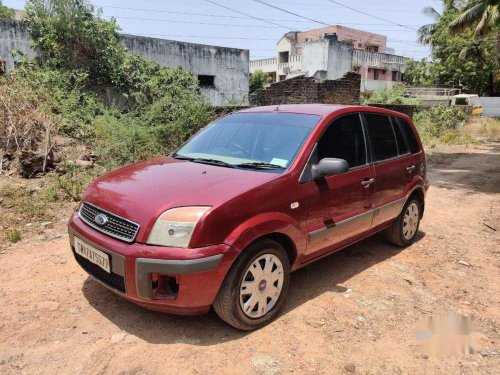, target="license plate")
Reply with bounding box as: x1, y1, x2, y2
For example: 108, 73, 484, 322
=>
74, 237, 111, 273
